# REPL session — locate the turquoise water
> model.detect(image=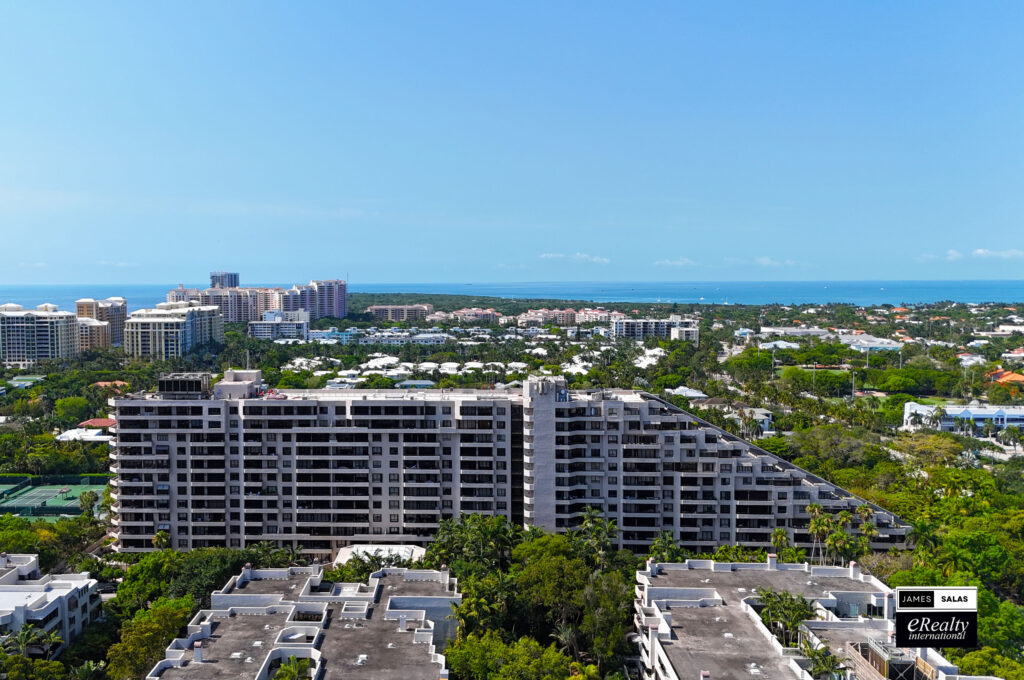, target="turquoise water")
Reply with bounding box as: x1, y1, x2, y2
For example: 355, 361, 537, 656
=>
0, 280, 1022, 312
